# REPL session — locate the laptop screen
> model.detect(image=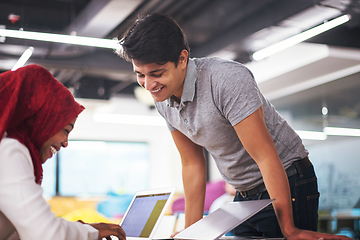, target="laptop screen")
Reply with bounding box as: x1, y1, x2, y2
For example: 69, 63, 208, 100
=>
121, 193, 172, 238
